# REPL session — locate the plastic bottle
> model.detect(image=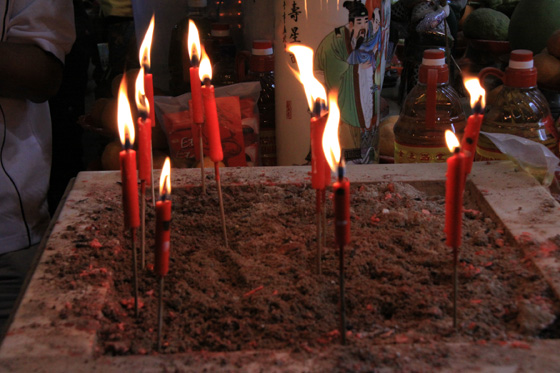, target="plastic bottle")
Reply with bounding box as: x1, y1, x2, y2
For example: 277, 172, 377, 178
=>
205, 23, 237, 86
168, 0, 213, 96
237, 40, 276, 166
394, 49, 467, 163
476, 50, 559, 160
